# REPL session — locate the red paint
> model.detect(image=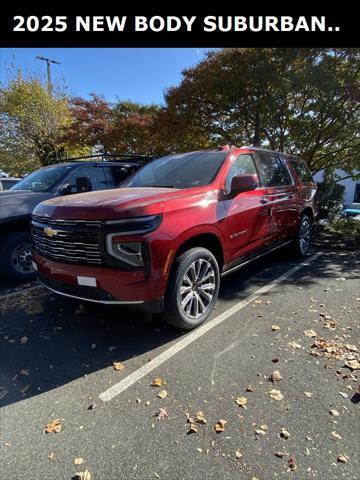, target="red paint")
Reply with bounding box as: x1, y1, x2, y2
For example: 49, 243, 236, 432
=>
32, 147, 316, 306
